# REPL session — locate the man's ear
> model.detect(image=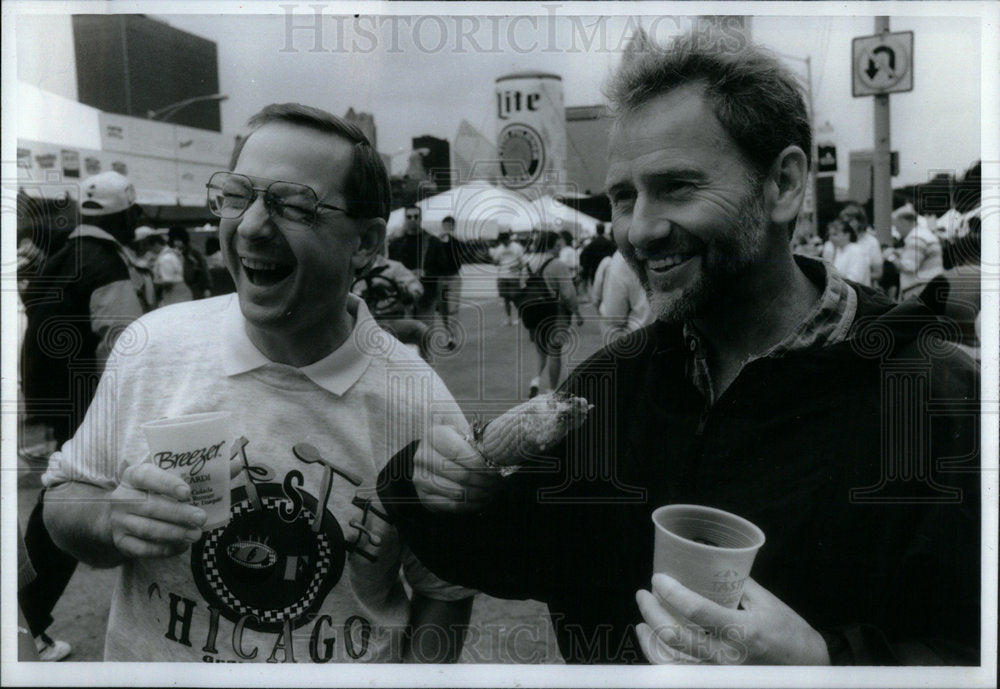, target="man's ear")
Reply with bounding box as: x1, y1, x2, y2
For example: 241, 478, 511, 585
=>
351, 217, 386, 272
765, 145, 809, 225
